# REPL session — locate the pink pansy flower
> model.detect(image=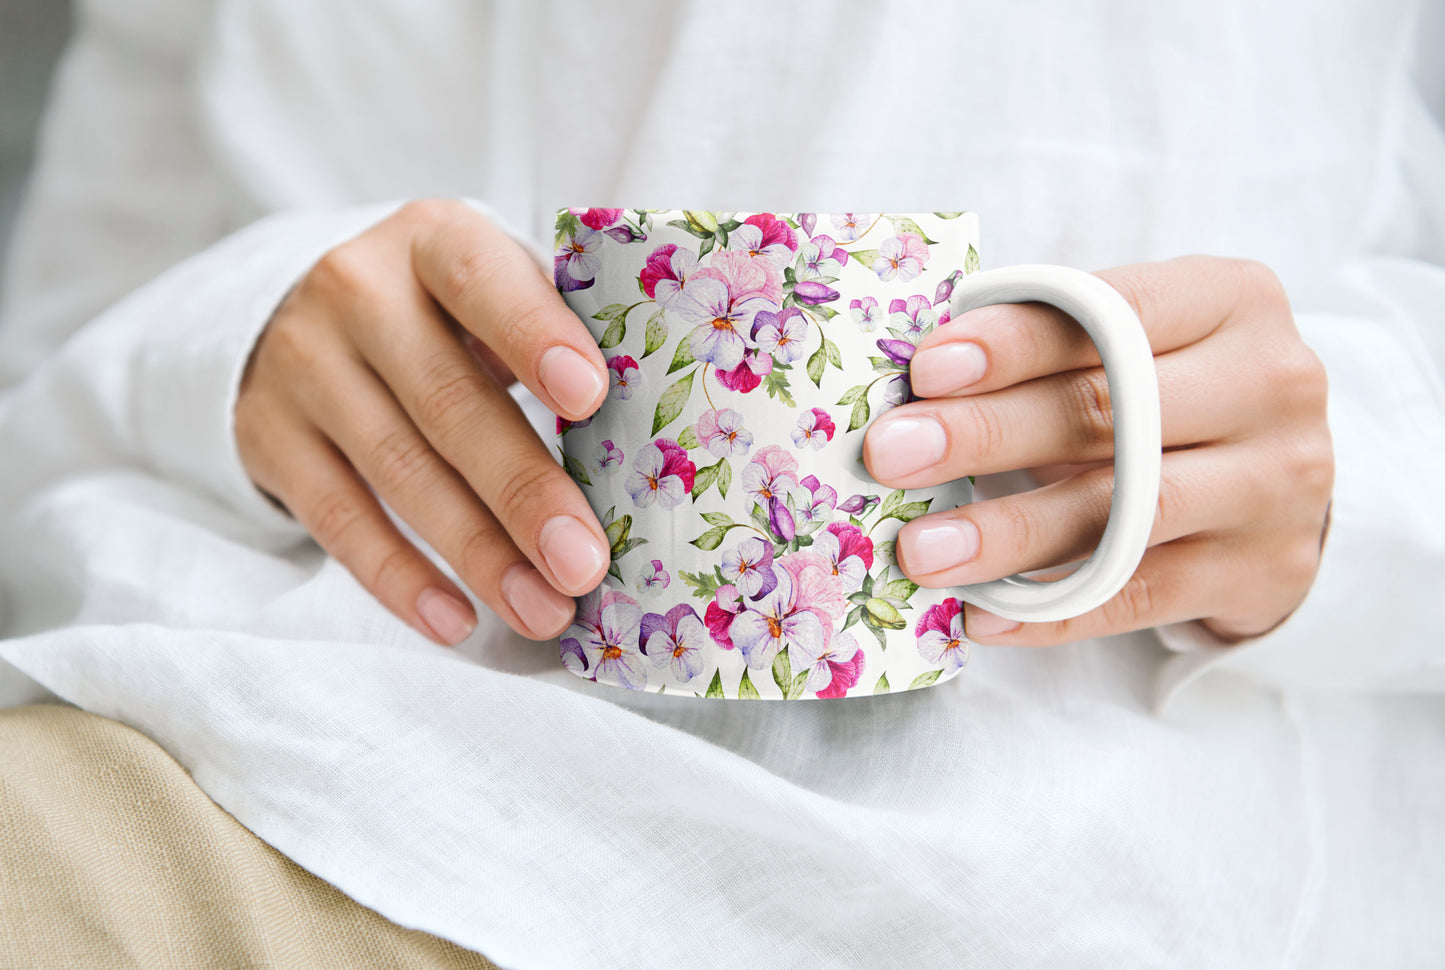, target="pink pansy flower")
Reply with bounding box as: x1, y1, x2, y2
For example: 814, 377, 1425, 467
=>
573, 207, 624, 230
831, 212, 875, 243
727, 568, 825, 670
744, 445, 800, 541
639, 243, 699, 306
798, 234, 847, 280
607, 355, 641, 400
636, 558, 670, 595
750, 308, 809, 365
593, 439, 624, 475
888, 294, 939, 340
562, 588, 646, 689
639, 603, 707, 682
713, 348, 773, 393
915, 598, 969, 673
554, 225, 603, 292
813, 522, 874, 593
726, 213, 799, 270
720, 536, 778, 600
791, 408, 836, 450
696, 408, 753, 458
775, 551, 849, 645
705, 584, 744, 650
792, 630, 866, 699
849, 295, 881, 332
672, 250, 785, 369
796, 475, 838, 524
872, 233, 930, 283
626, 439, 696, 510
